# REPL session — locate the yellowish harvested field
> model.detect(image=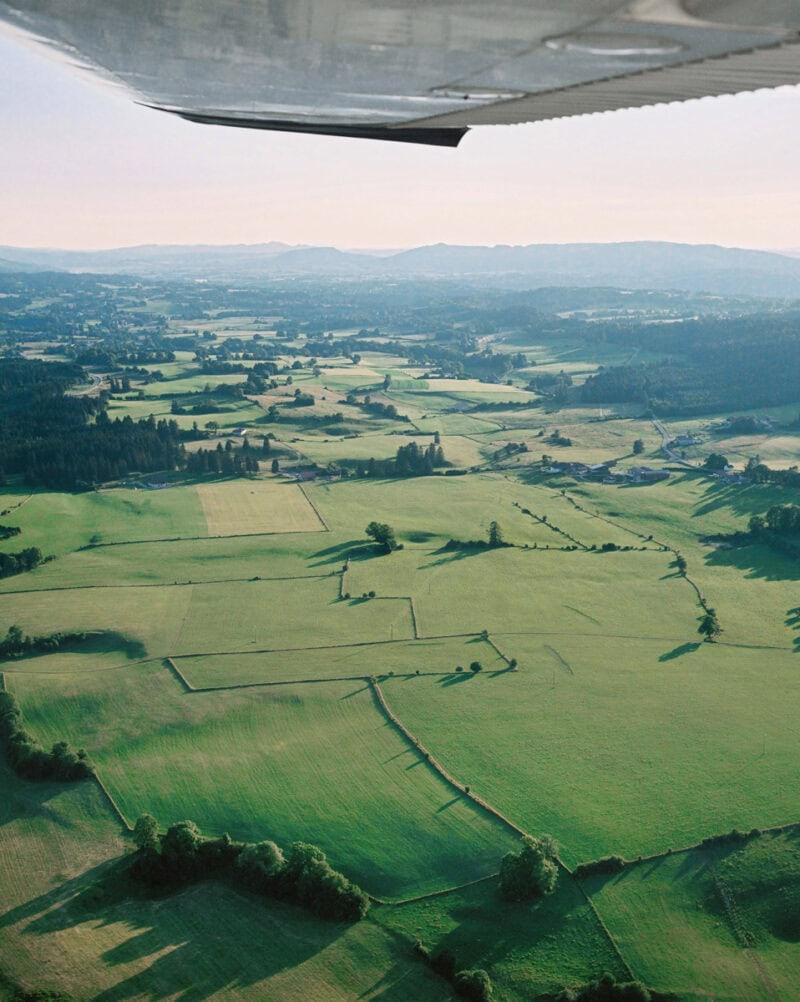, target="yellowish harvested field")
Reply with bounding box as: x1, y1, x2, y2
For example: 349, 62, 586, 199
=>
196, 480, 326, 536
